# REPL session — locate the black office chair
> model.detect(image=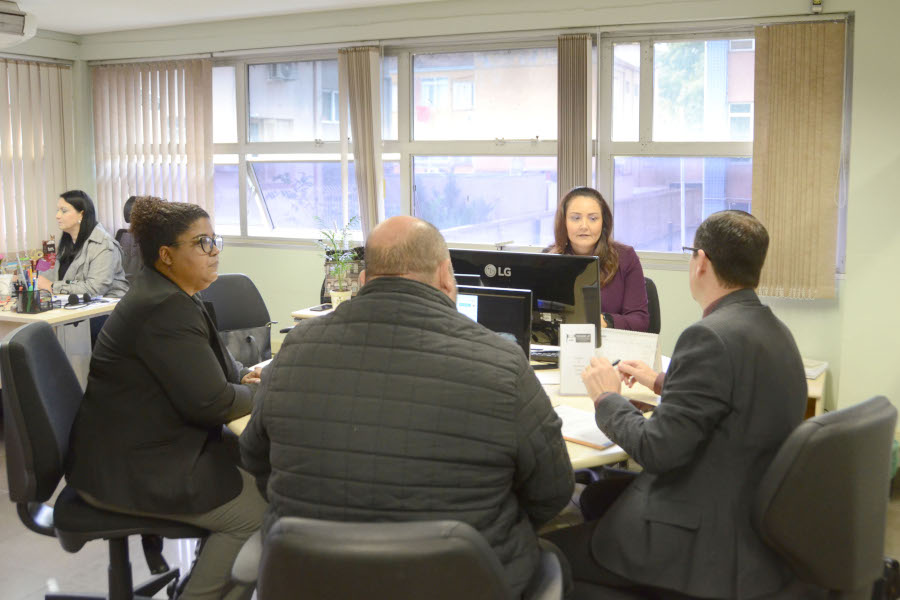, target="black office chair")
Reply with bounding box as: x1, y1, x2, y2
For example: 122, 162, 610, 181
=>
754, 396, 898, 599
201, 273, 273, 366
0, 321, 207, 600
254, 517, 563, 600
644, 277, 660, 334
